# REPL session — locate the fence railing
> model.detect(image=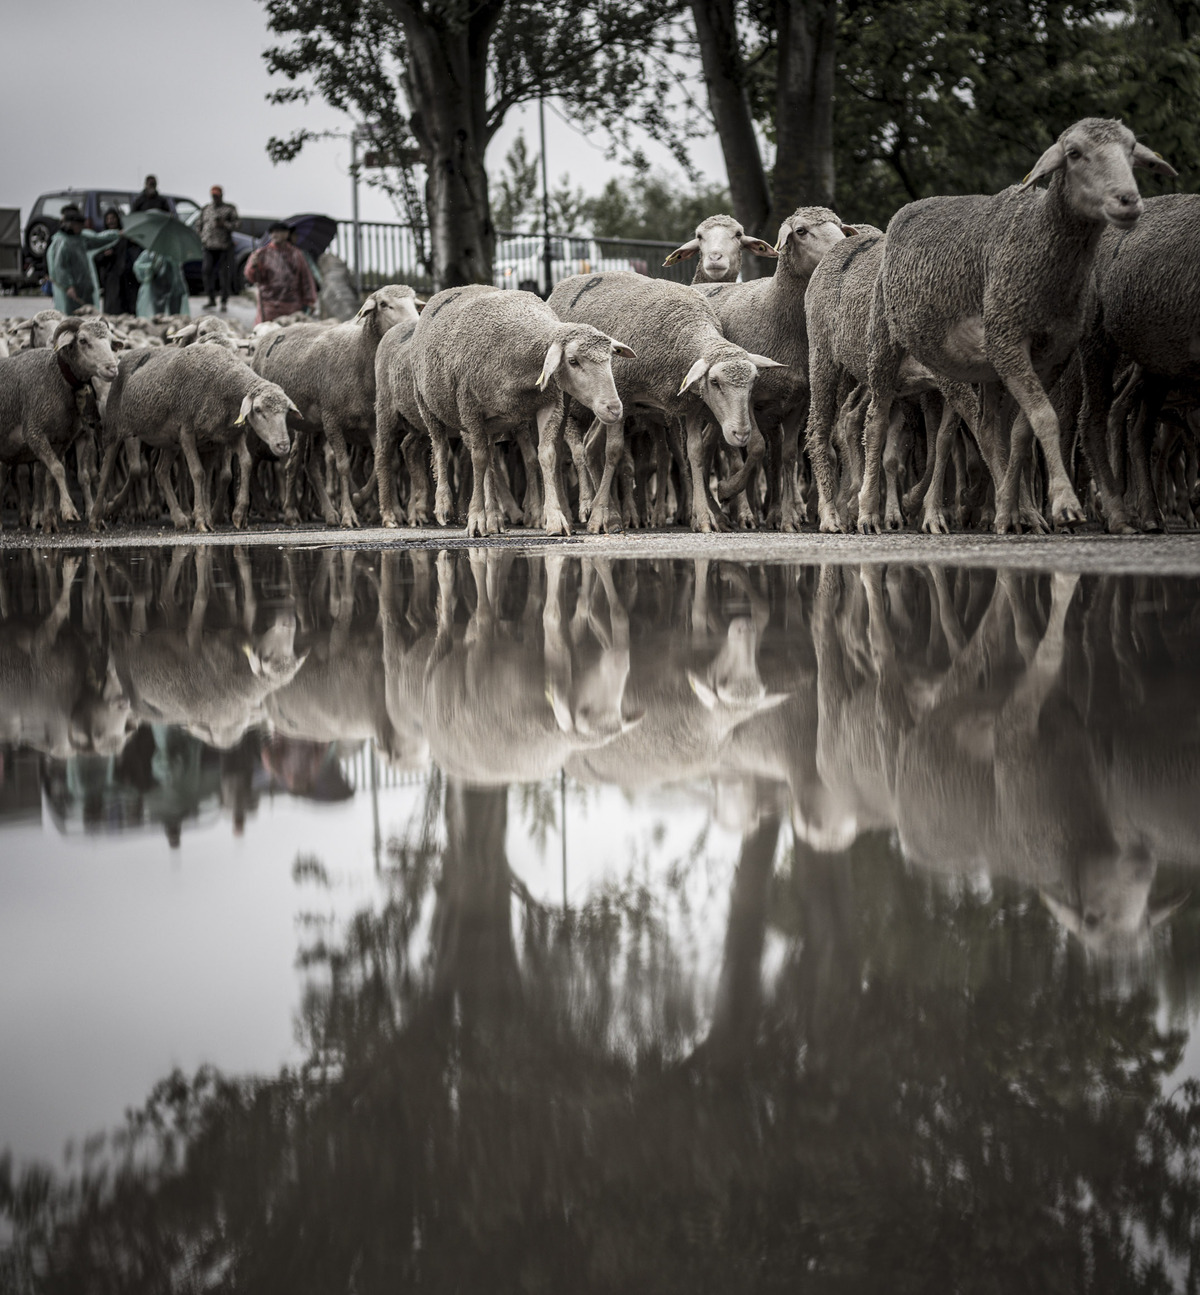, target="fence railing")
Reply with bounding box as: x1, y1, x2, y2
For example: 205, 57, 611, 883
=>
333, 221, 692, 294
